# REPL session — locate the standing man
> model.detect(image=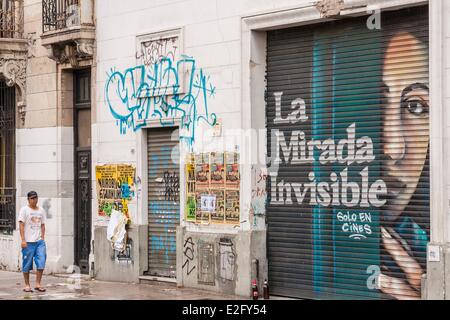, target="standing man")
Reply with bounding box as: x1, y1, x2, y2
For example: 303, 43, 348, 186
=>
18, 191, 47, 293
